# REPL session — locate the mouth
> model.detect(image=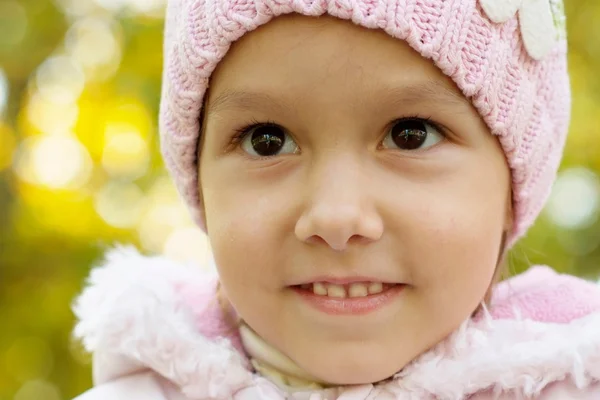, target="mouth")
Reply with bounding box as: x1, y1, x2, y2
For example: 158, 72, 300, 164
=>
293, 281, 397, 298
290, 281, 405, 315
